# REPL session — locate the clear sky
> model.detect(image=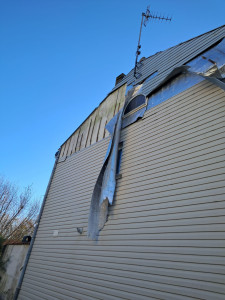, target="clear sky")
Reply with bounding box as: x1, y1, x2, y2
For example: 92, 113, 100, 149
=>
0, 0, 225, 202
